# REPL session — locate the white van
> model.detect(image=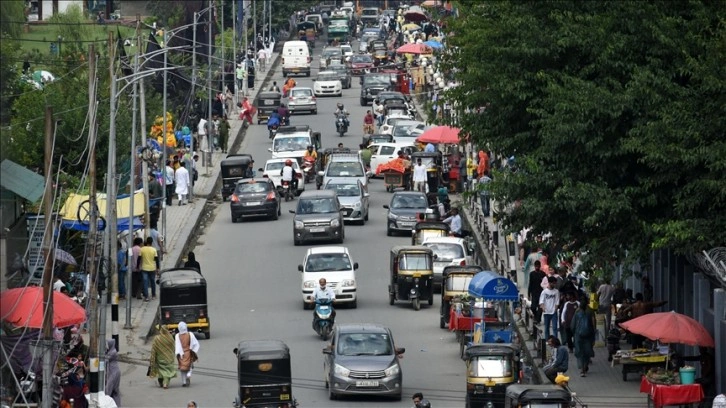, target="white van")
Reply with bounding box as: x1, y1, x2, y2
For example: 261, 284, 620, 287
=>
300, 246, 358, 309
282, 40, 312, 77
